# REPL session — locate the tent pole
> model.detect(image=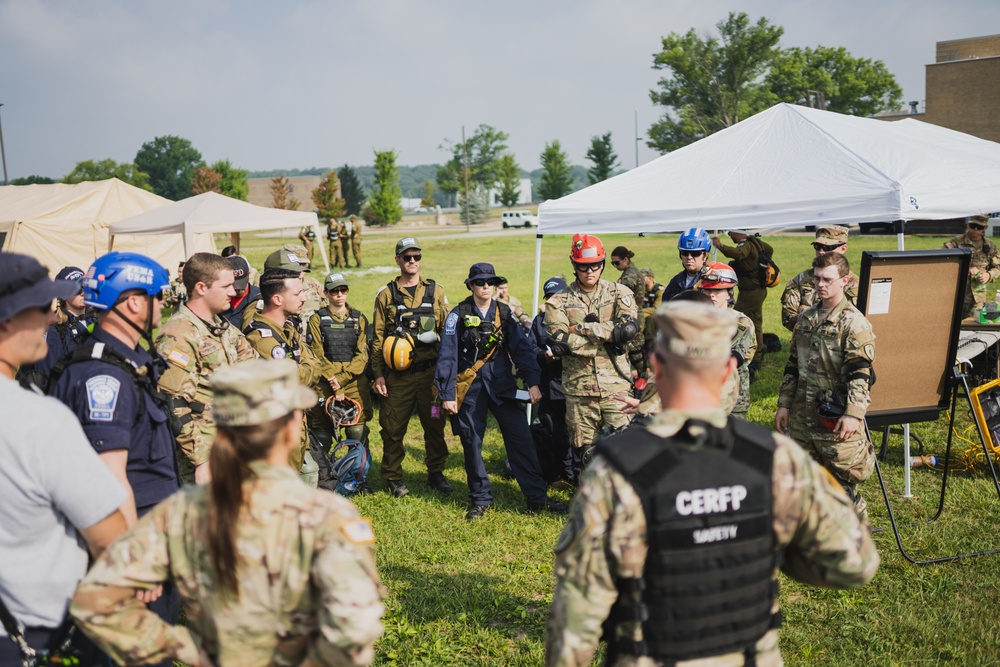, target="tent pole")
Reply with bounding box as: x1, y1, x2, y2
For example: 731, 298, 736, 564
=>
231, 232, 240, 253
108, 234, 115, 252
313, 222, 330, 275
532, 233, 543, 316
